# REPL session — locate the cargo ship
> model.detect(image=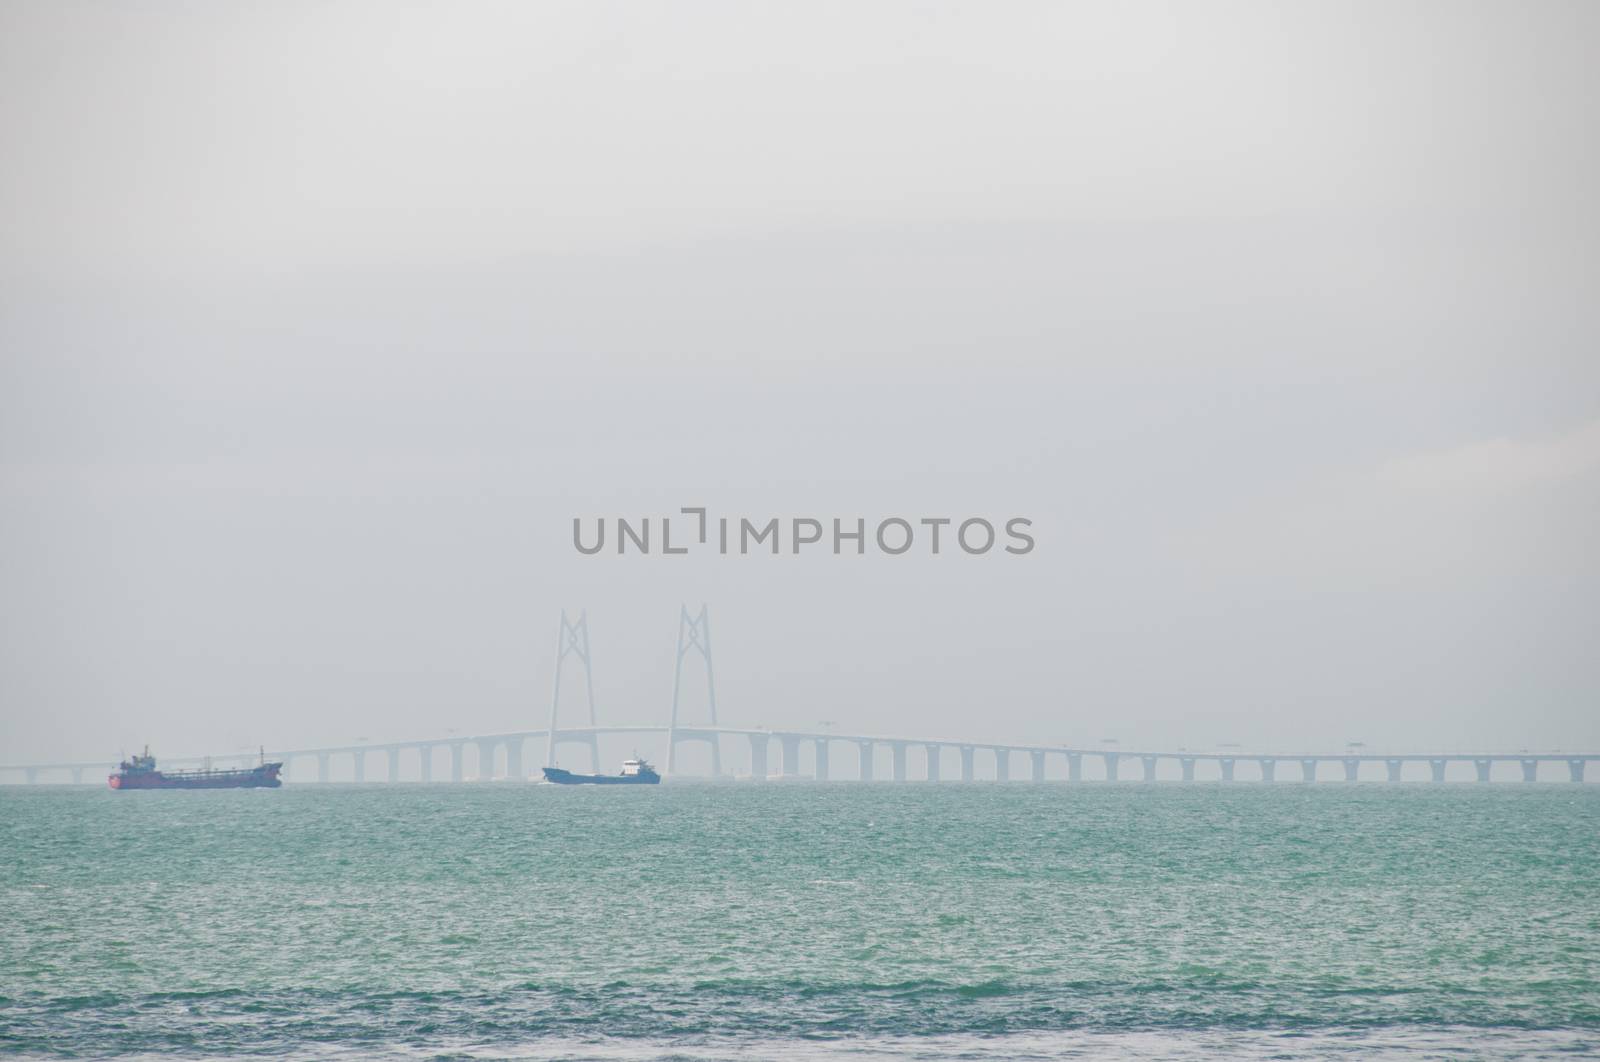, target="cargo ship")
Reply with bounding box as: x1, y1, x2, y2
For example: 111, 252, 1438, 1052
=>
542, 757, 660, 785
108, 747, 283, 790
